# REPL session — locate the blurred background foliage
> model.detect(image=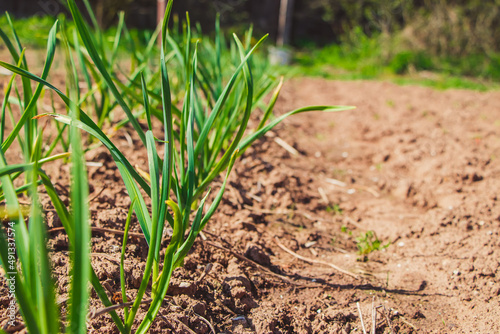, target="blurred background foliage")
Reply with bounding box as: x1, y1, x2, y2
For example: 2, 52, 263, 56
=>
2, 0, 500, 86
